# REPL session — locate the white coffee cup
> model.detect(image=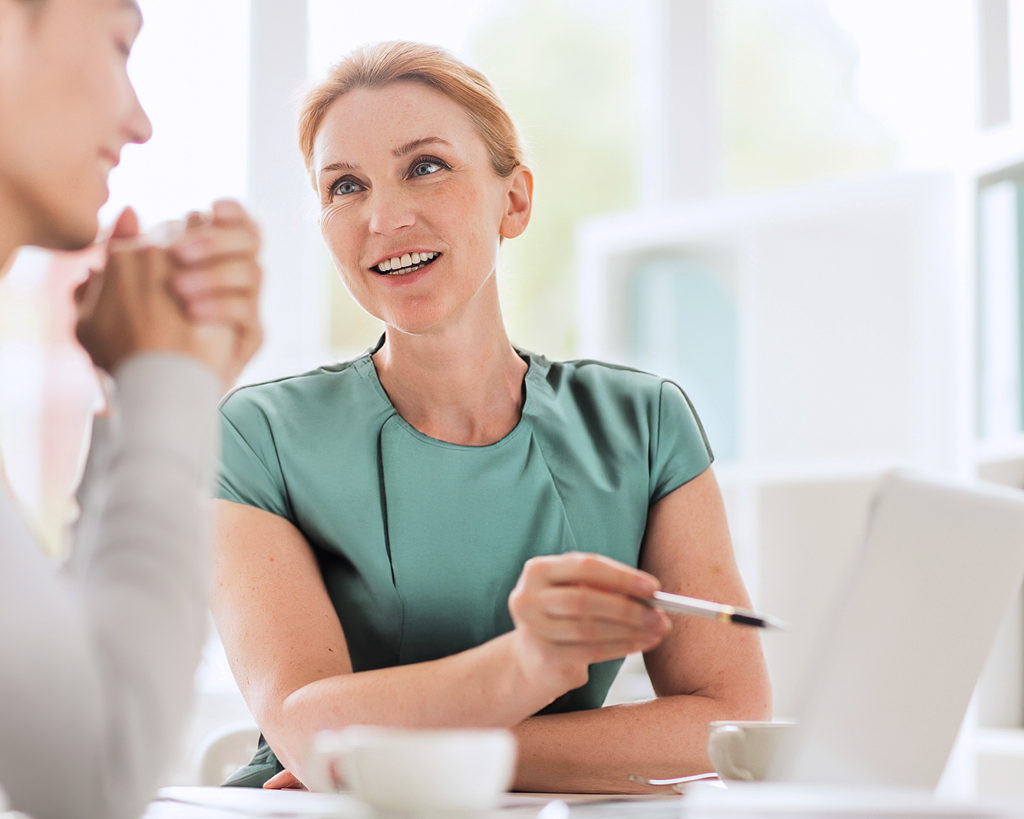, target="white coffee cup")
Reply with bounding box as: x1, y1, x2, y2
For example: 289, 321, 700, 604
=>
305, 725, 516, 813
707, 720, 795, 782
